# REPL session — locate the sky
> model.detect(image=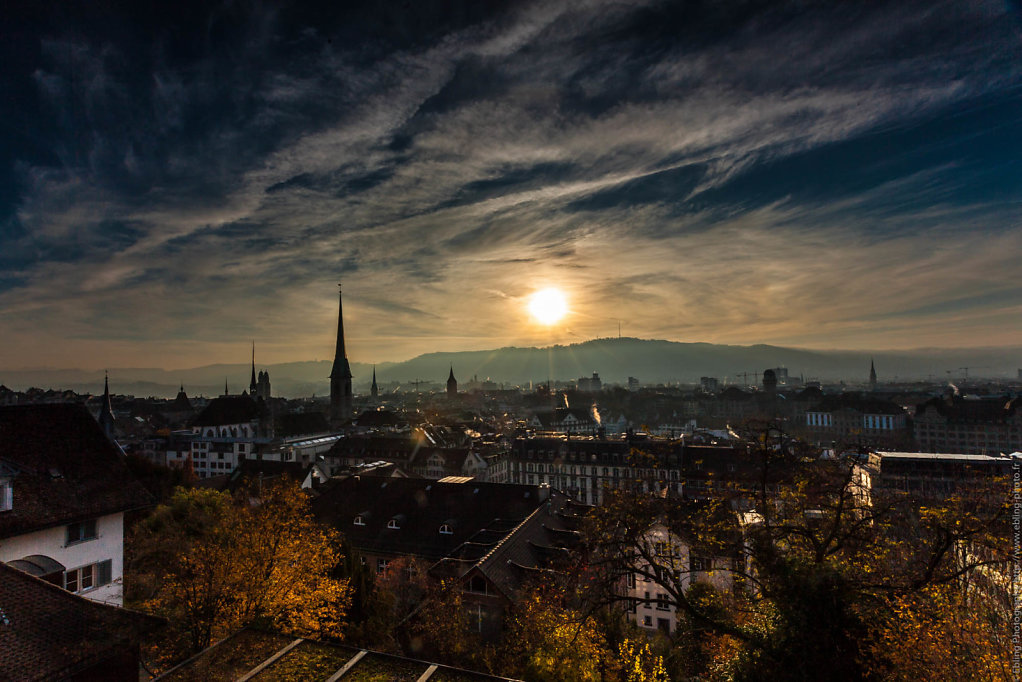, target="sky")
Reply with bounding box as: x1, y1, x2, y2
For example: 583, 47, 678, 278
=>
1, 0, 1020, 370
